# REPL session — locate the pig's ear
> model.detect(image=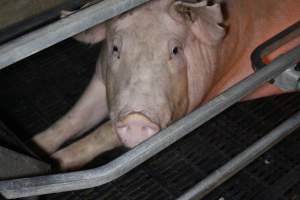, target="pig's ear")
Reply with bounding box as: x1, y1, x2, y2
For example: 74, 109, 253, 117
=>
73, 24, 106, 44
174, 0, 225, 45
